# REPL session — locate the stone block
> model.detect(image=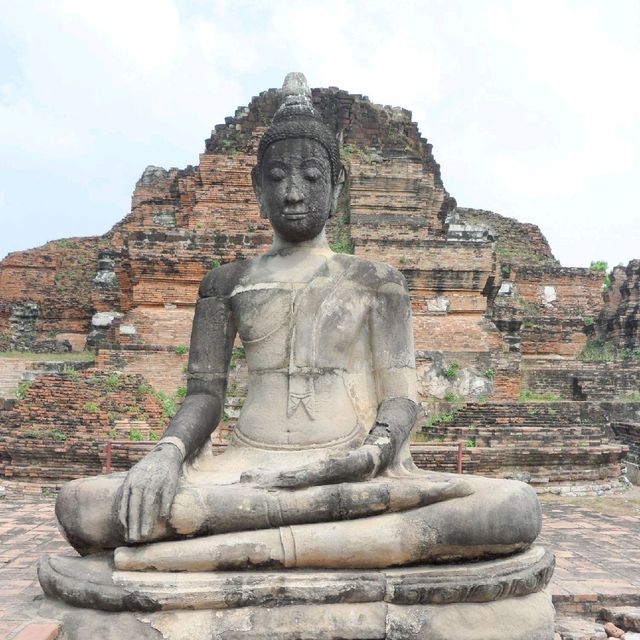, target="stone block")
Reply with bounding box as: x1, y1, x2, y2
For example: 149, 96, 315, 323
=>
11, 622, 60, 640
